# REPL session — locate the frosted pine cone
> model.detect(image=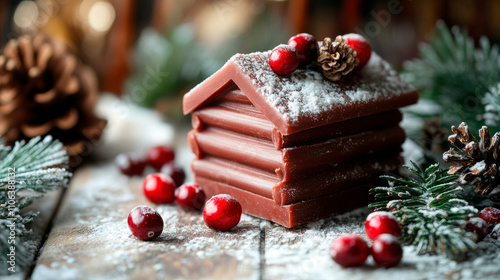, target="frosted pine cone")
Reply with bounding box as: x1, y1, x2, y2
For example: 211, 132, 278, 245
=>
316, 36, 359, 82
443, 122, 500, 201
0, 34, 106, 164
